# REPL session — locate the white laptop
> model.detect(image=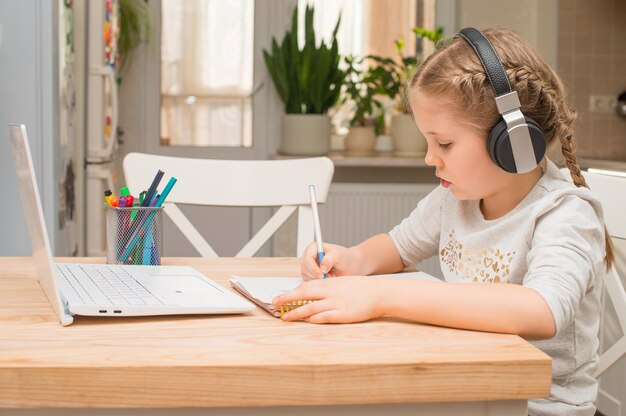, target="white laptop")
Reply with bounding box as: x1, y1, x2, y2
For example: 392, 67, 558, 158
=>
8, 124, 254, 326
